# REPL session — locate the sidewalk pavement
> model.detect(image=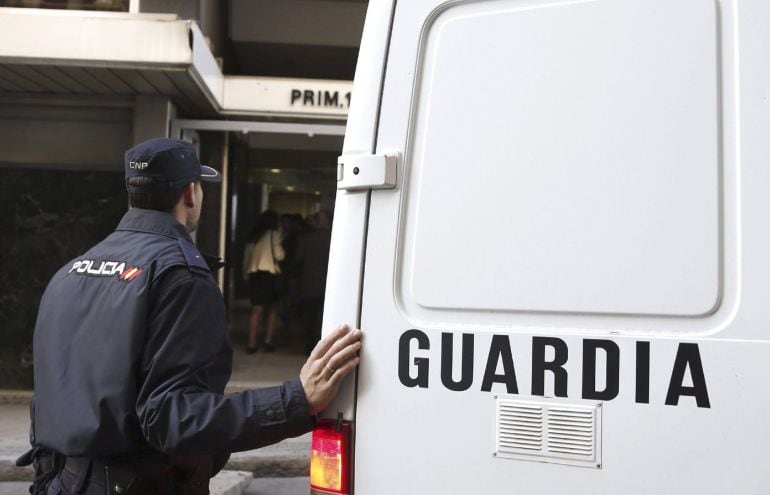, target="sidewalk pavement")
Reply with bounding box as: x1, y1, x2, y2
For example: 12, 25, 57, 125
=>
0, 304, 316, 493
244, 476, 310, 495
0, 476, 312, 495
0, 472, 257, 495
